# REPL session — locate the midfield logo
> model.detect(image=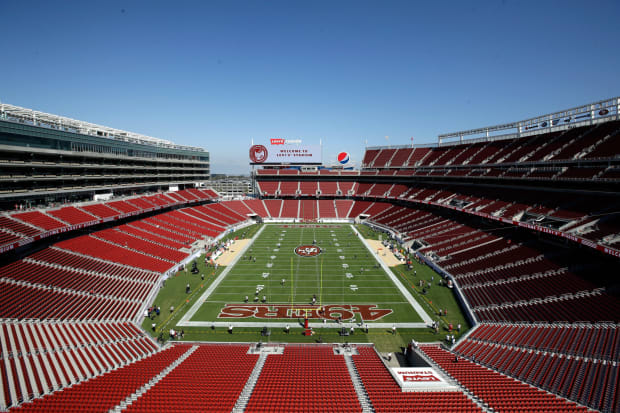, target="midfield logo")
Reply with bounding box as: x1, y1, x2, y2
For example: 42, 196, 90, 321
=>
294, 245, 321, 257
217, 304, 393, 321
